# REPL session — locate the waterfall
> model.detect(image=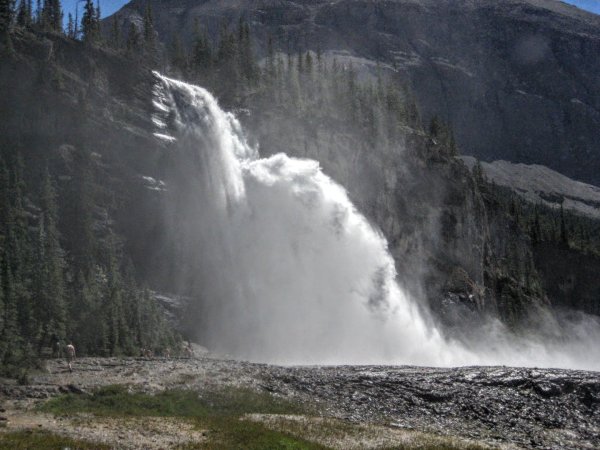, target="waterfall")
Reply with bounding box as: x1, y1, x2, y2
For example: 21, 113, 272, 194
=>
152, 73, 600, 370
